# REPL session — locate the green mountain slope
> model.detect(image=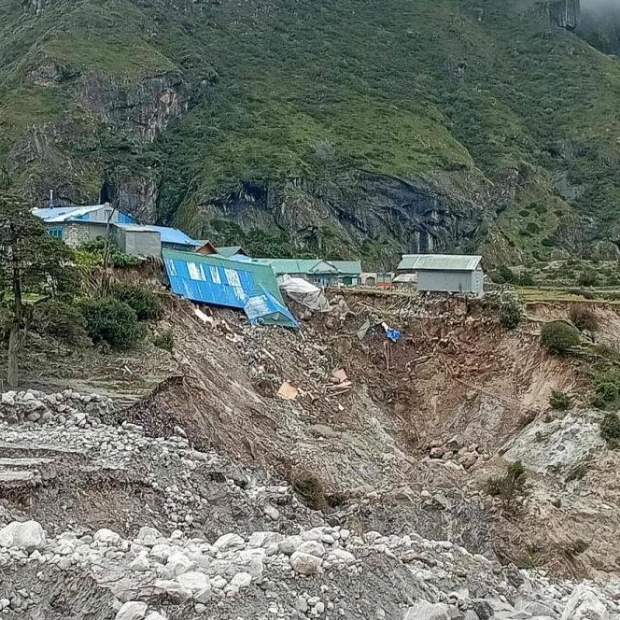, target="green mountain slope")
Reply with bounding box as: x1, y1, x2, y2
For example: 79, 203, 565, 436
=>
2, 0, 620, 265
